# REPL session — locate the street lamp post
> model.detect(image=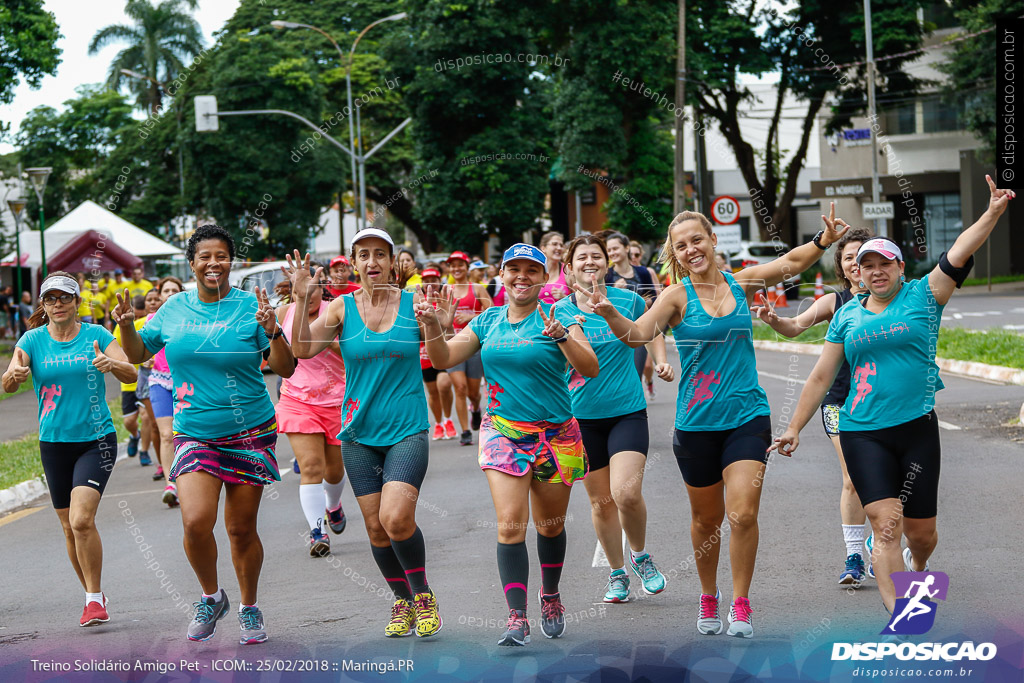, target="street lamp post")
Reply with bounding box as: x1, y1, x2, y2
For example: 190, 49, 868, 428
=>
25, 167, 52, 278
6, 197, 27, 334
272, 12, 408, 233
